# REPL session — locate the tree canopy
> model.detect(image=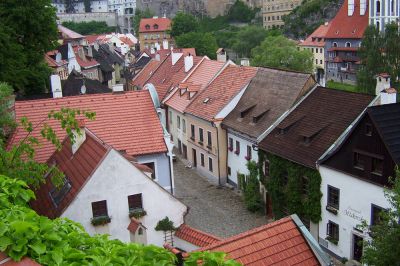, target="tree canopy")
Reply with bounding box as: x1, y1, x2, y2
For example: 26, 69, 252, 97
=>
176, 32, 218, 59
357, 23, 400, 94
227, 0, 259, 23
170, 12, 200, 37
361, 168, 400, 265
251, 35, 313, 73
62, 21, 116, 35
